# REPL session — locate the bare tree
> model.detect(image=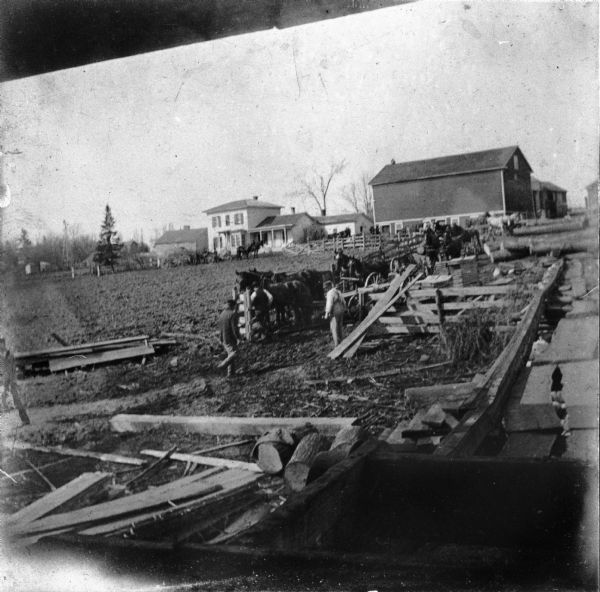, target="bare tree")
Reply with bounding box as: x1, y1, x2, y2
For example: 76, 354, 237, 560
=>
300, 159, 347, 216
341, 173, 374, 219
